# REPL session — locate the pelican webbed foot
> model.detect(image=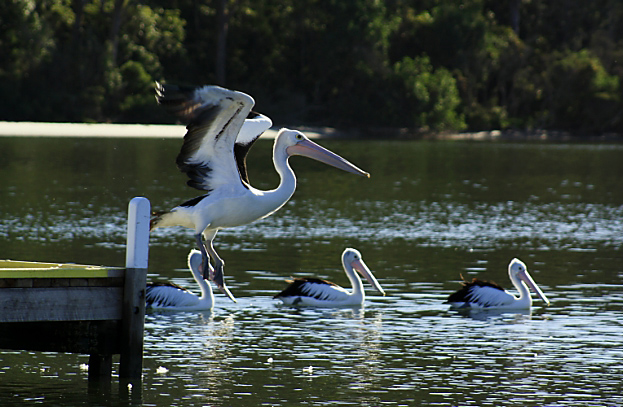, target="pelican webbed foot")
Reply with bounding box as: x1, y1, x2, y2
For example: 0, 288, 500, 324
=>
212, 264, 237, 303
